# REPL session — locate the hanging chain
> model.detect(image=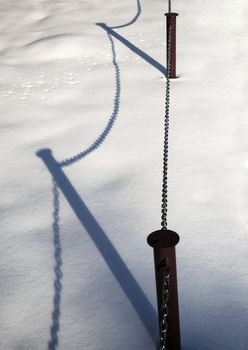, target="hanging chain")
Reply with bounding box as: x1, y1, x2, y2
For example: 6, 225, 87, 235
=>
159, 260, 170, 350
159, 12, 173, 349
161, 23, 172, 231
